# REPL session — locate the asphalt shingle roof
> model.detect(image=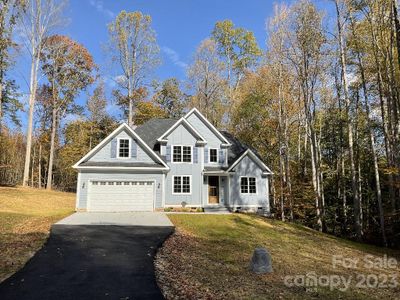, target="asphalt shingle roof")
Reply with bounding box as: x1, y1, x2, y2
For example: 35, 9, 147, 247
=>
134, 118, 178, 149
220, 131, 248, 166
134, 119, 261, 170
